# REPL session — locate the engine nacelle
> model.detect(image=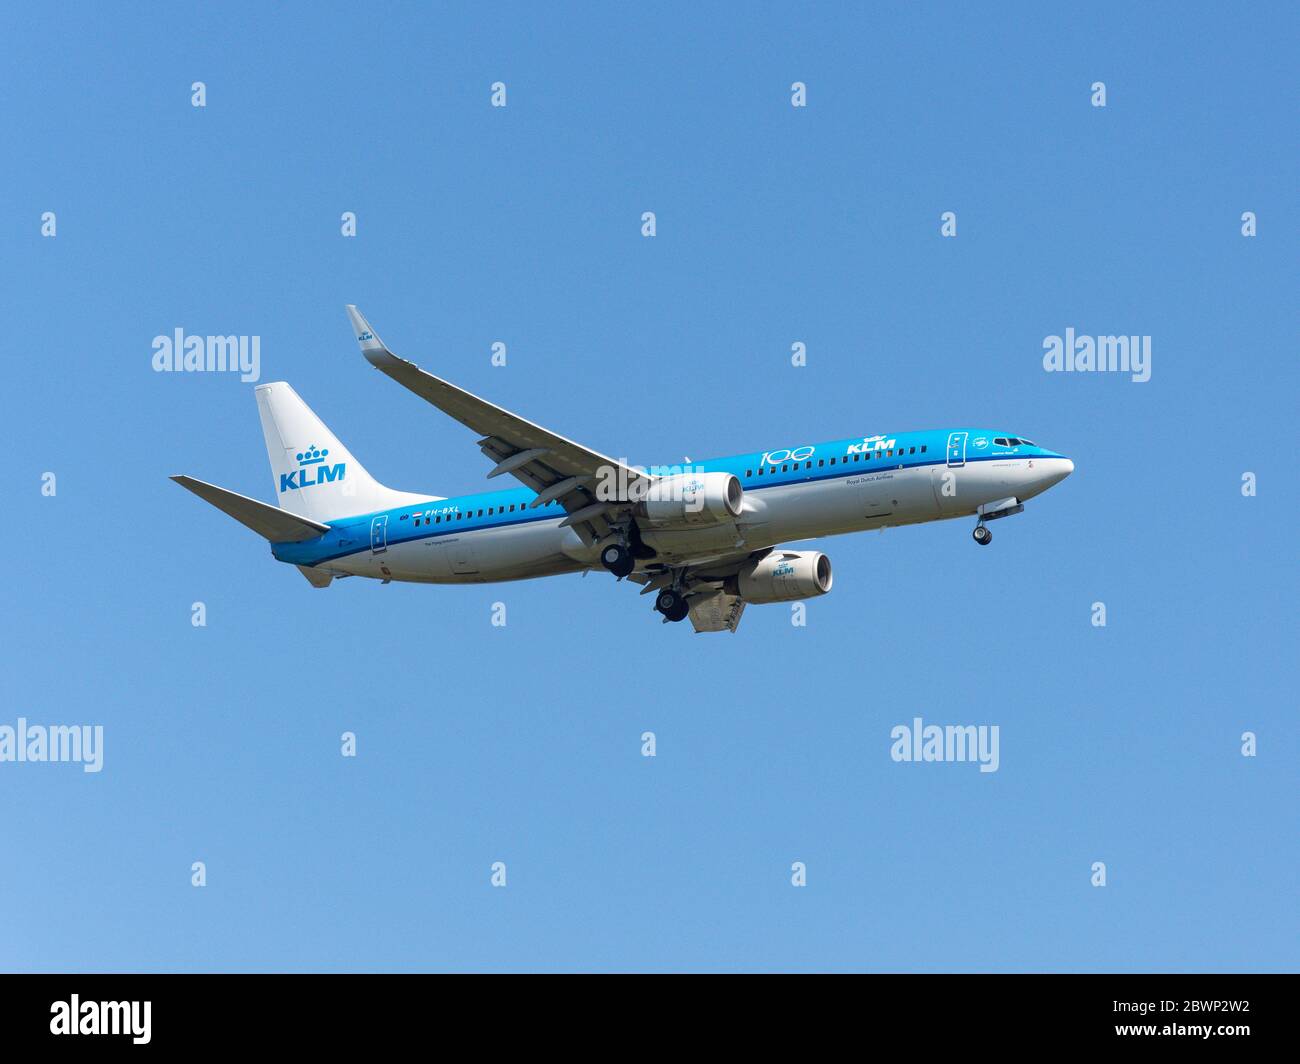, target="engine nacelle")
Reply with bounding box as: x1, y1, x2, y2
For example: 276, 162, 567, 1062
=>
634, 472, 742, 527
730, 550, 833, 604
